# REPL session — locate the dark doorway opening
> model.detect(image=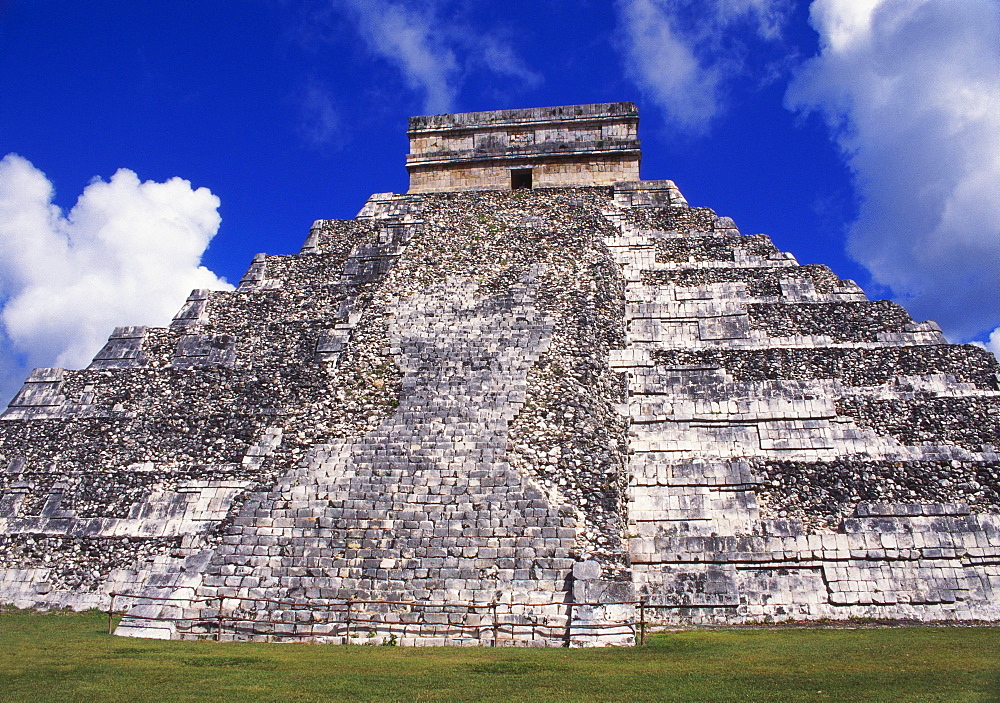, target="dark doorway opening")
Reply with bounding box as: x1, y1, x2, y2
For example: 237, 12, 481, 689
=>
511, 169, 533, 190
